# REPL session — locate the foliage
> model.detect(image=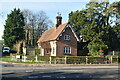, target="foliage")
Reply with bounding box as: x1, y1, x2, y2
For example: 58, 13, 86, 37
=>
35, 49, 40, 55
108, 1, 120, 26
69, 10, 87, 37
87, 38, 108, 56
26, 55, 36, 61
68, 1, 120, 56
2, 55, 119, 64
3, 8, 25, 48
37, 56, 50, 62
0, 40, 4, 52
112, 25, 120, 50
